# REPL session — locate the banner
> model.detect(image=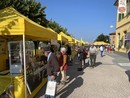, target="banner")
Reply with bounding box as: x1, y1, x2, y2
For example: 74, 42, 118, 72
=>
125, 34, 130, 40
118, 0, 127, 13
